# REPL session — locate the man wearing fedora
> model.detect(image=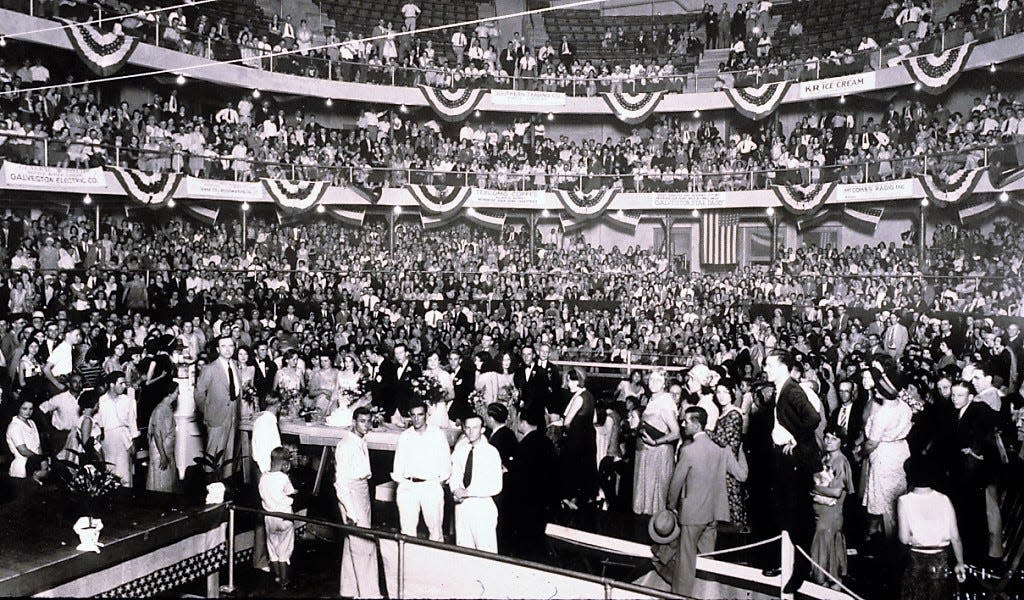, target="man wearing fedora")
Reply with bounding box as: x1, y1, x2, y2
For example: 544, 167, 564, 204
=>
666, 406, 747, 596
